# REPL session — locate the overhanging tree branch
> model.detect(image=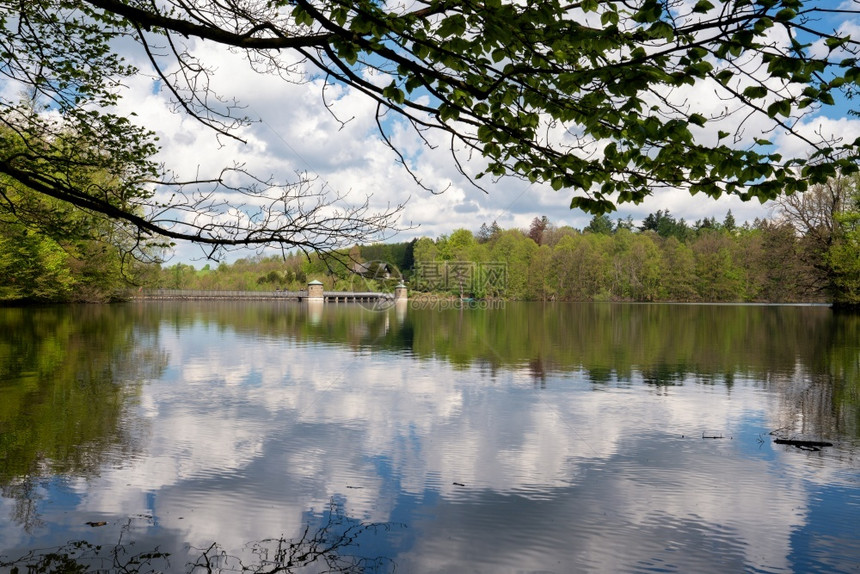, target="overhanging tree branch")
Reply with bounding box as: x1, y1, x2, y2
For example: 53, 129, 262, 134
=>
2, 0, 859, 259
